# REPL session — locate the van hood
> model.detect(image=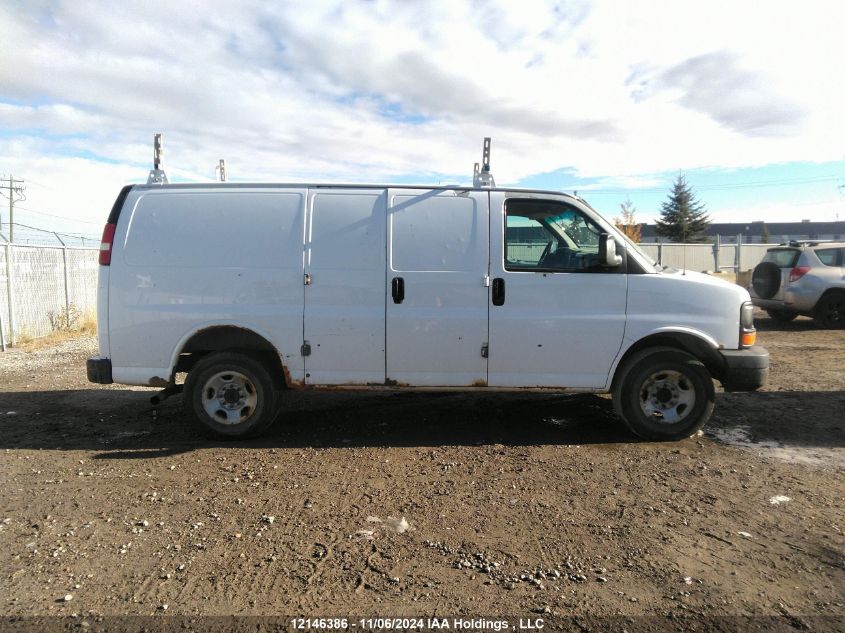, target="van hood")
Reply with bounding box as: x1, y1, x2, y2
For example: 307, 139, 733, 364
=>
660, 268, 751, 298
